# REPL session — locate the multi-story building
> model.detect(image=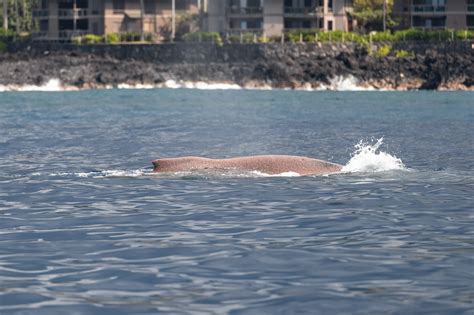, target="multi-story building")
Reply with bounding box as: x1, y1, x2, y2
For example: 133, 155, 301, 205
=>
393, 0, 474, 29
207, 0, 353, 37
33, 0, 199, 41
33, 0, 352, 41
